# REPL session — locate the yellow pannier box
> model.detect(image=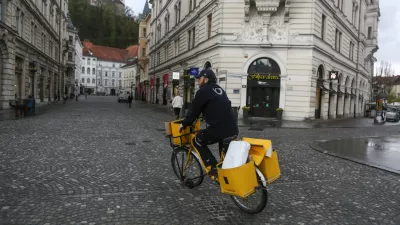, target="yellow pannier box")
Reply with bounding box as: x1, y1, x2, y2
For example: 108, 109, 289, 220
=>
242, 137, 281, 184
165, 119, 200, 146
217, 161, 258, 198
